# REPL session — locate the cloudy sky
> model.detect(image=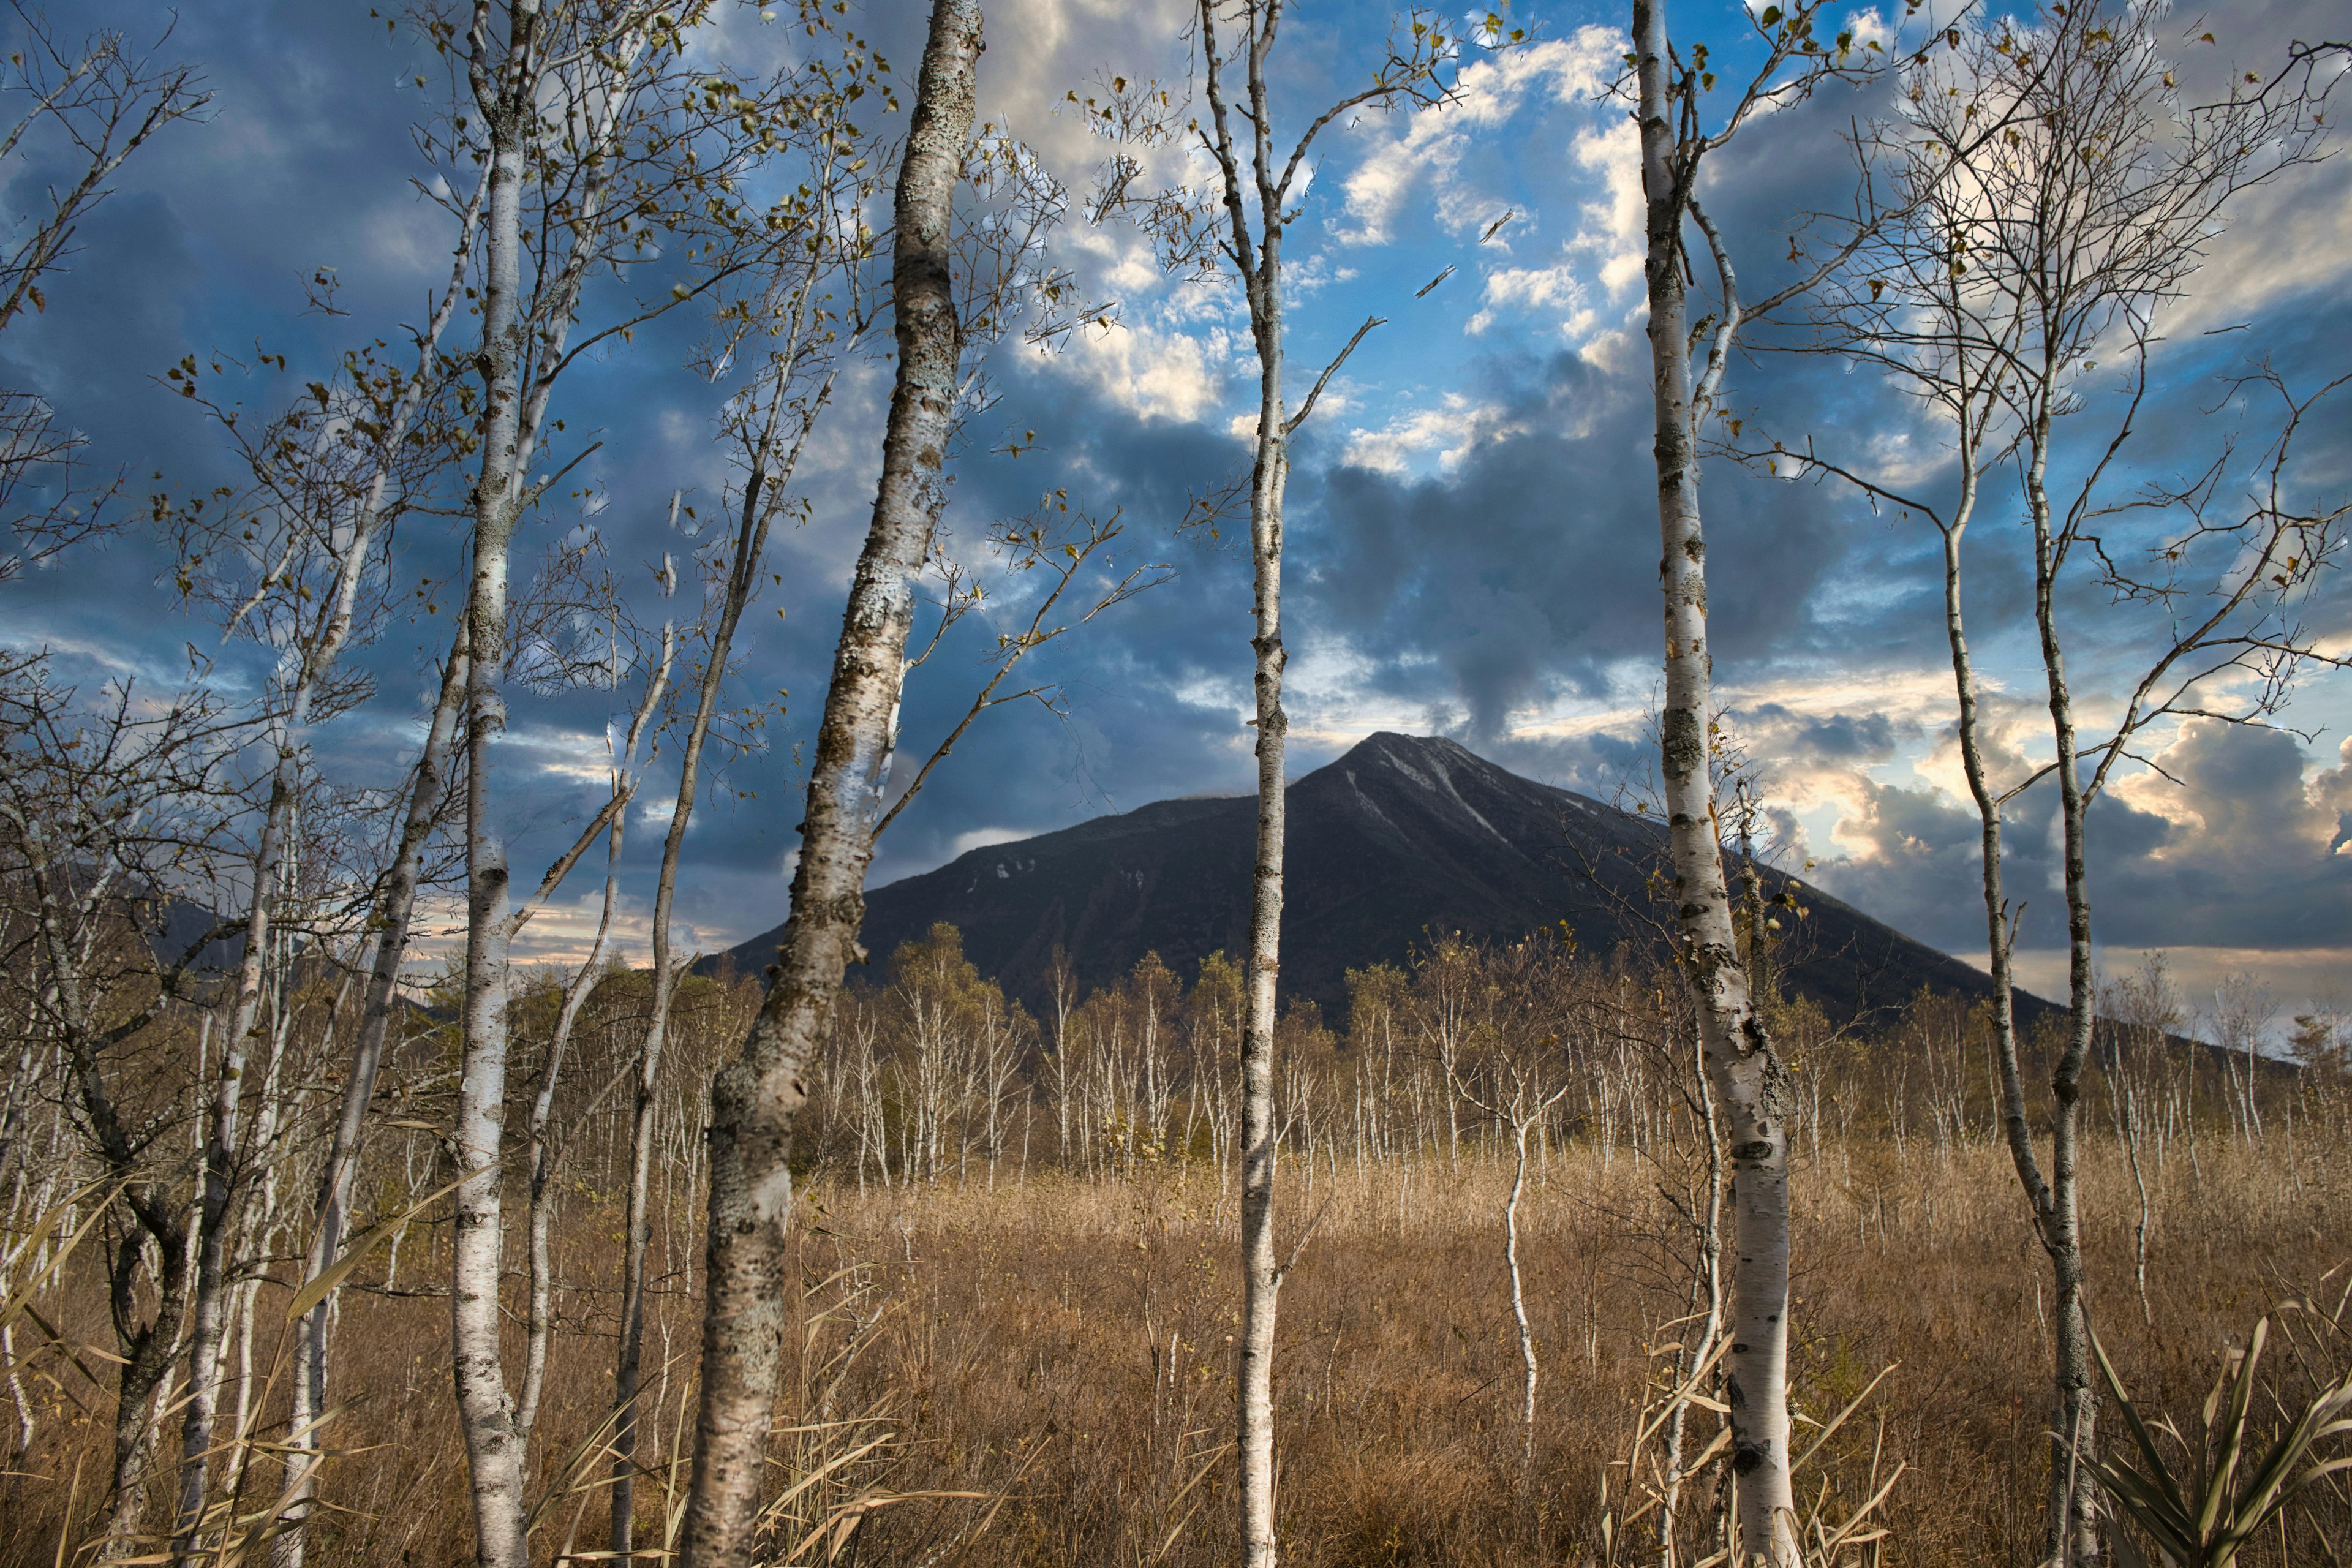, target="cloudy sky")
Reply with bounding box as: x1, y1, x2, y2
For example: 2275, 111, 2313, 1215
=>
6, 0, 2350, 1027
